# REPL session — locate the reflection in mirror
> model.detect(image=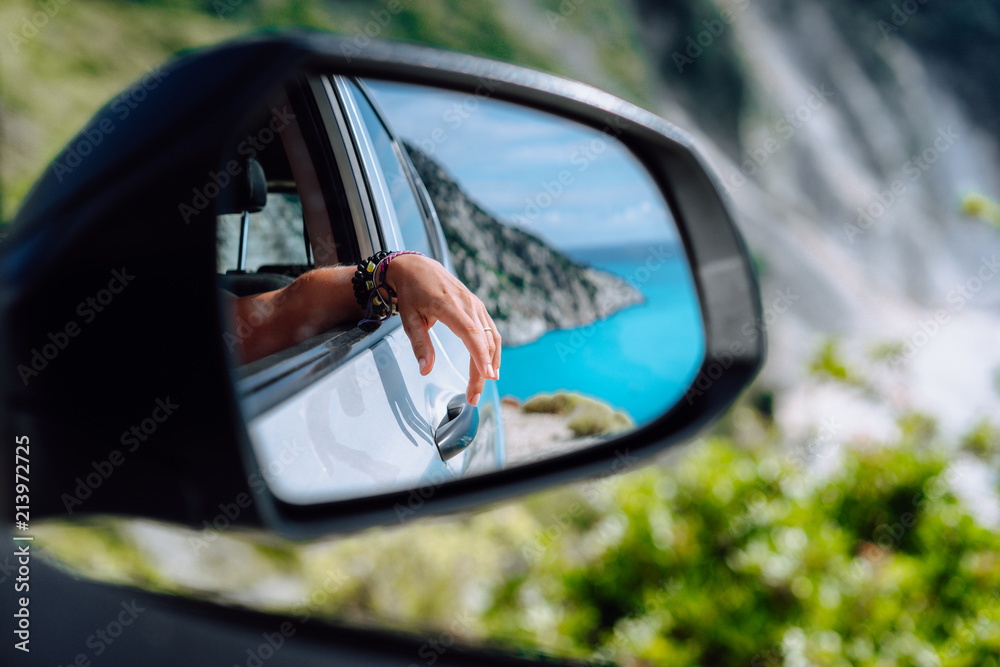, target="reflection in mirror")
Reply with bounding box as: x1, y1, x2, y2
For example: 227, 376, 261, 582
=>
238, 76, 704, 505
364, 80, 704, 465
